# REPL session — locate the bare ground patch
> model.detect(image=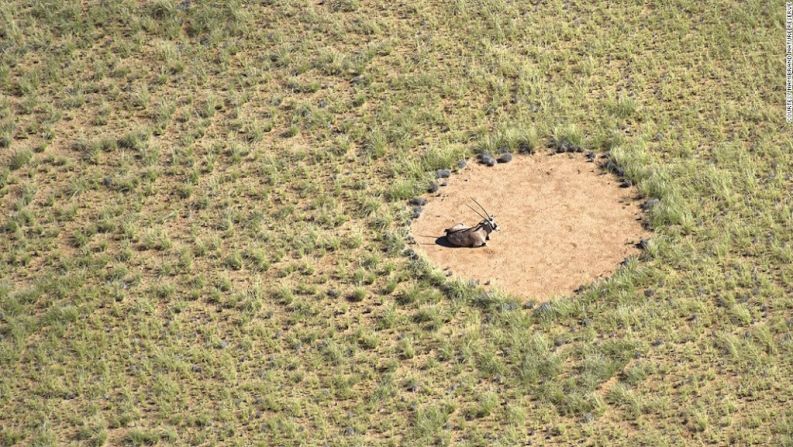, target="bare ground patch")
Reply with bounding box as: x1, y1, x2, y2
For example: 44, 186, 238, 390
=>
410, 152, 650, 300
